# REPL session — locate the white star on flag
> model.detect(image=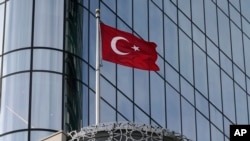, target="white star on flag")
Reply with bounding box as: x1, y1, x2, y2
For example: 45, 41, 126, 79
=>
132, 45, 140, 51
